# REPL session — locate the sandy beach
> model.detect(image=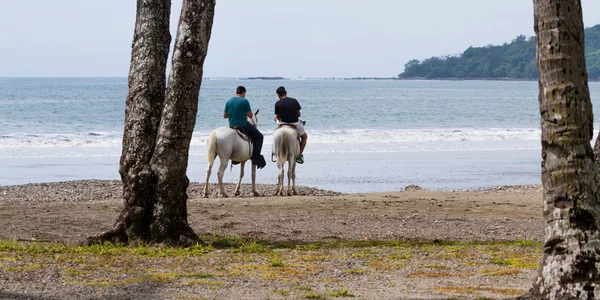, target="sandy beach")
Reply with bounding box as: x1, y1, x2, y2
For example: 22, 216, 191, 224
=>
0, 180, 543, 299
0, 180, 543, 244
